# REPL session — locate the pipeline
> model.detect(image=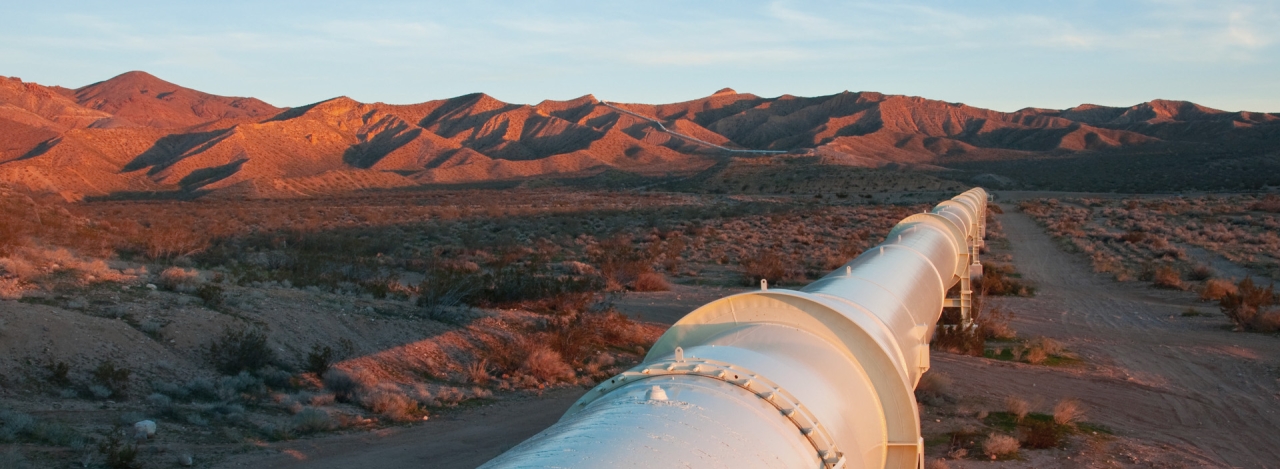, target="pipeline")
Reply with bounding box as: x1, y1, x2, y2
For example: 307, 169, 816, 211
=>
481, 188, 989, 469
